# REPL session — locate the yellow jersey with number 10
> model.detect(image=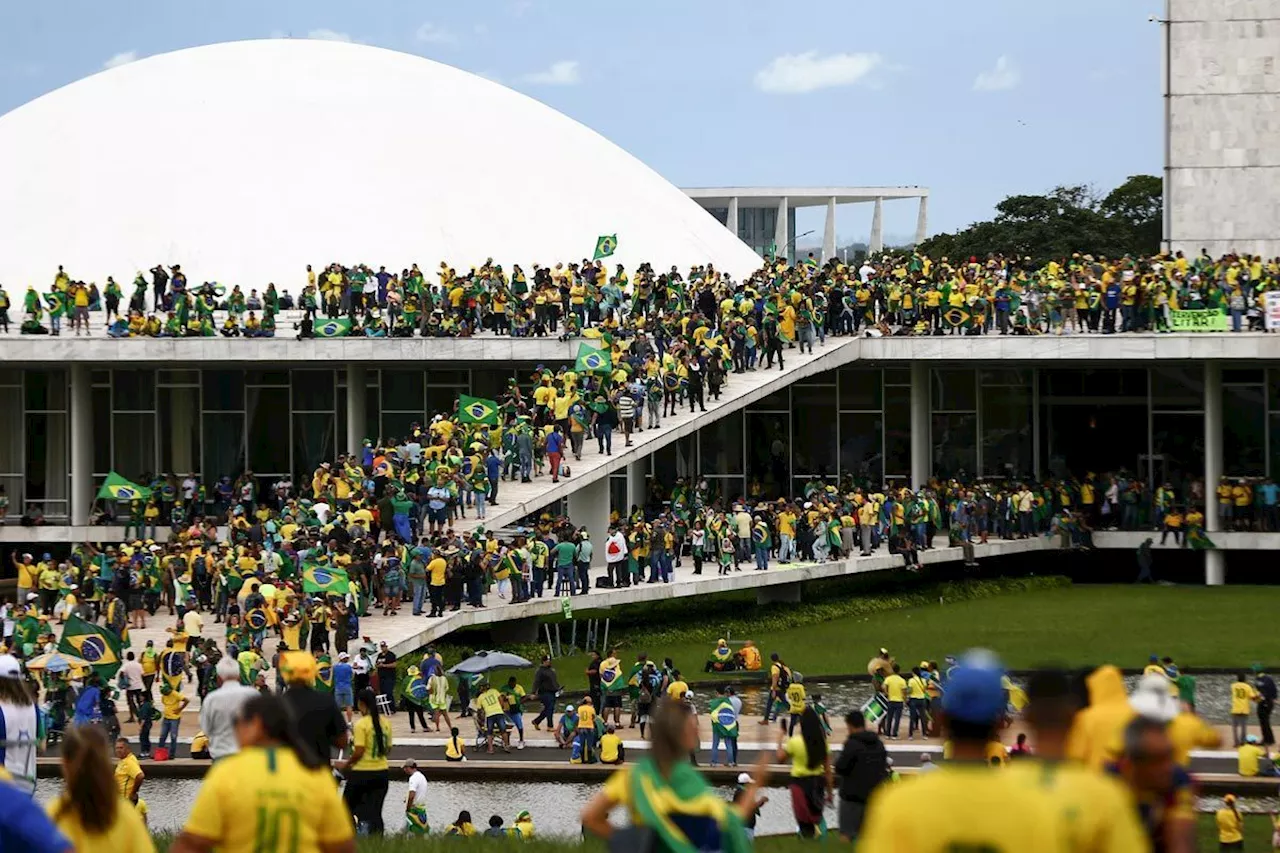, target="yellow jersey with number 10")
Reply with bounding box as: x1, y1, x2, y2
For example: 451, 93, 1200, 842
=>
183, 746, 353, 853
